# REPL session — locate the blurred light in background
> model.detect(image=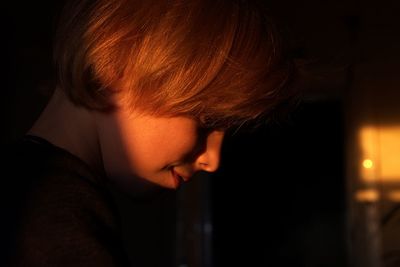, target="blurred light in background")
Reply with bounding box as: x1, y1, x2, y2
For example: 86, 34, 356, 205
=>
363, 159, 374, 169
355, 189, 380, 202
357, 125, 400, 204
359, 125, 400, 183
